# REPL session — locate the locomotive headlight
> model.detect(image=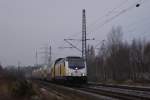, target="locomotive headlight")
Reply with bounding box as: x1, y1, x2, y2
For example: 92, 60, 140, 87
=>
81, 73, 85, 76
